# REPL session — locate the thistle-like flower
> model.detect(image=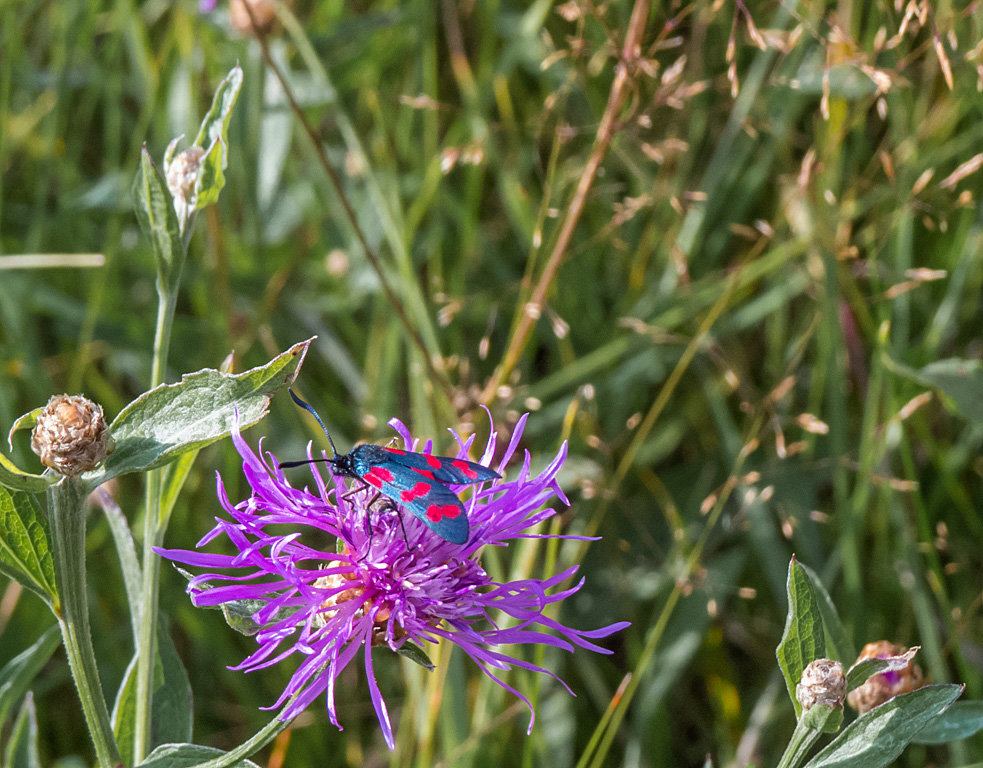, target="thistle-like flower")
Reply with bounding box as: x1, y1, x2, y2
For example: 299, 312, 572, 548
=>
156, 413, 628, 749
